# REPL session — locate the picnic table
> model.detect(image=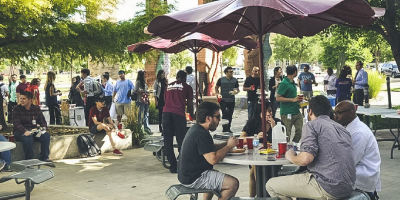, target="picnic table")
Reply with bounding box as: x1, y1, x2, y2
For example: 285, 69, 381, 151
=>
222, 150, 290, 197
380, 113, 400, 159
355, 106, 394, 135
